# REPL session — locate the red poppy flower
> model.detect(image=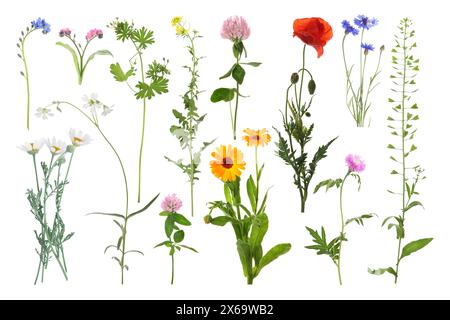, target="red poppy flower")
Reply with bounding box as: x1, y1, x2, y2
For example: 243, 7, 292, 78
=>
293, 18, 333, 58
